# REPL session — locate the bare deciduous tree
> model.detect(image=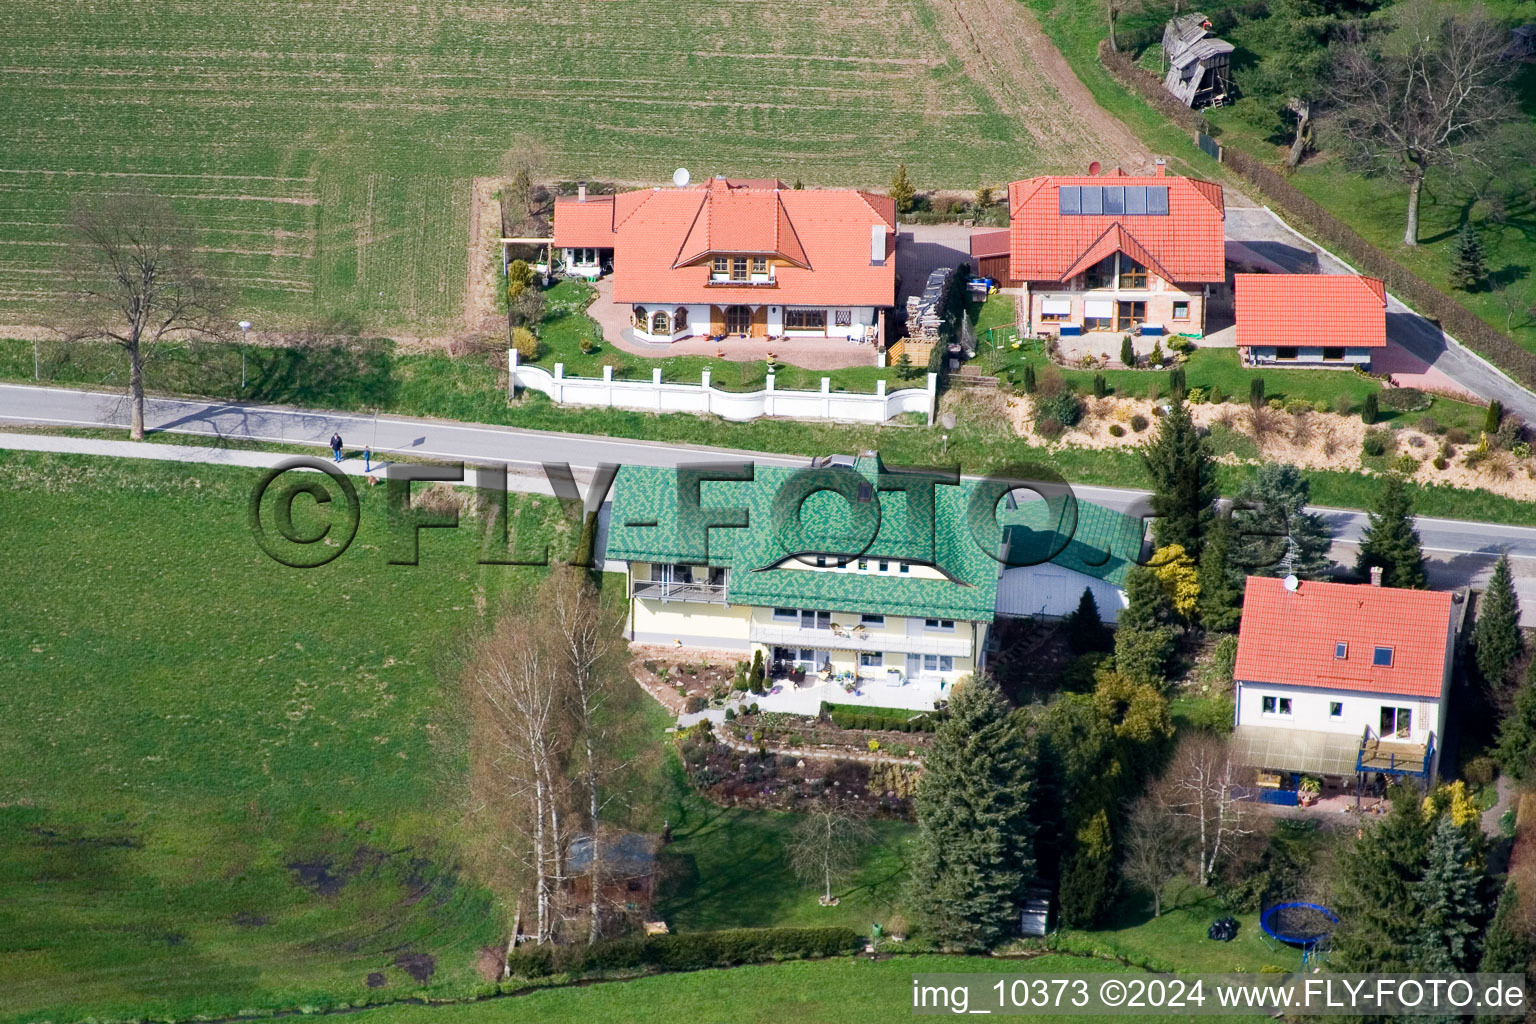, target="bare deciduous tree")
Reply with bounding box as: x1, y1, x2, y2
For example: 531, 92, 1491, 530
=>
1162, 733, 1255, 886
1326, 3, 1517, 246
544, 567, 626, 943
499, 136, 549, 230
472, 610, 572, 947
789, 802, 875, 906
1120, 791, 1187, 917
60, 192, 227, 439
